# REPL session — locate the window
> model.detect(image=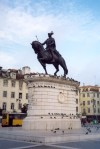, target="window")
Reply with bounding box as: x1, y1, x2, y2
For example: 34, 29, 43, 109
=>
97, 93, 99, 98
2, 102, 7, 110
87, 101, 90, 105
76, 99, 78, 104
97, 101, 99, 105
92, 99, 96, 105
88, 108, 90, 113
26, 93, 28, 99
11, 103, 14, 110
19, 81, 23, 90
98, 108, 100, 113
76, 90, 78, 95
82, 108, 86, 115
18, 103, 22, 110
11, 92, 15, 98
3, 91, 7, 97
10, 72, 16, 79
87, 93, 90, 97
11, 80, 16, 87
19, 93, 22, 99
83, 93, 85, 97
3, 79, 8, 87
83, 101, 85, 106
76, 107, 78, 112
